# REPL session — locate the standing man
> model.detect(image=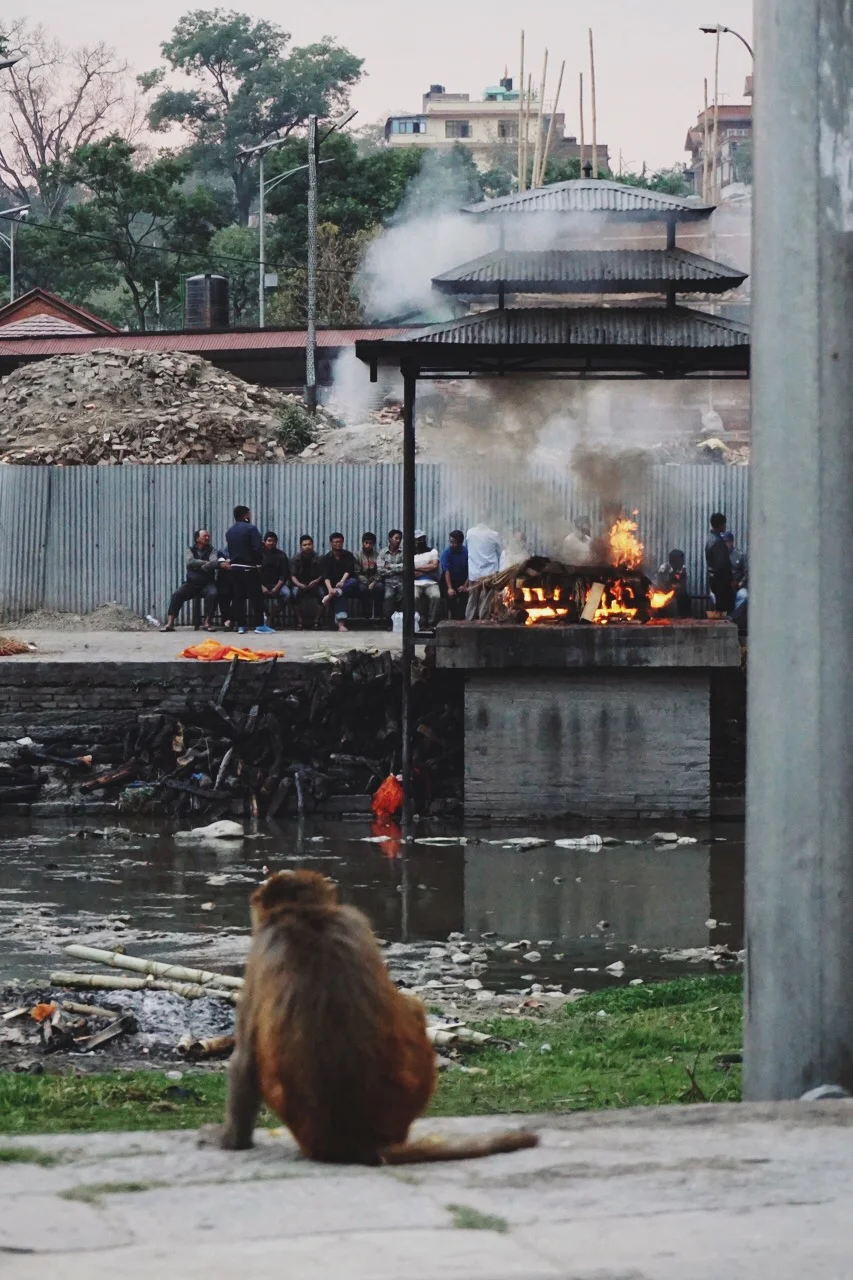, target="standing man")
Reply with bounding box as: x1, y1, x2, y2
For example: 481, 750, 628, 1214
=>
441, 530, 469, 620
225, 505, 263, 635
413, 530, 442, 631
465, 521, 502, 620
705, 512, 734, 617
355, 531, 385, 621
321, 532, 357, 632
378, 529, 404, 623
160, 529, 222, 632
